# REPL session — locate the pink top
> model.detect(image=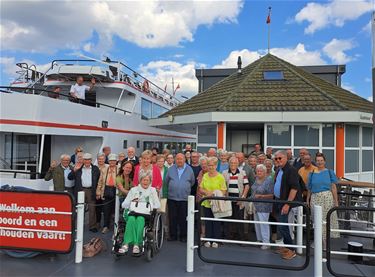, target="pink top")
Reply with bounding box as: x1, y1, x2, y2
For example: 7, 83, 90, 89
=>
133, 164, 163, 190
